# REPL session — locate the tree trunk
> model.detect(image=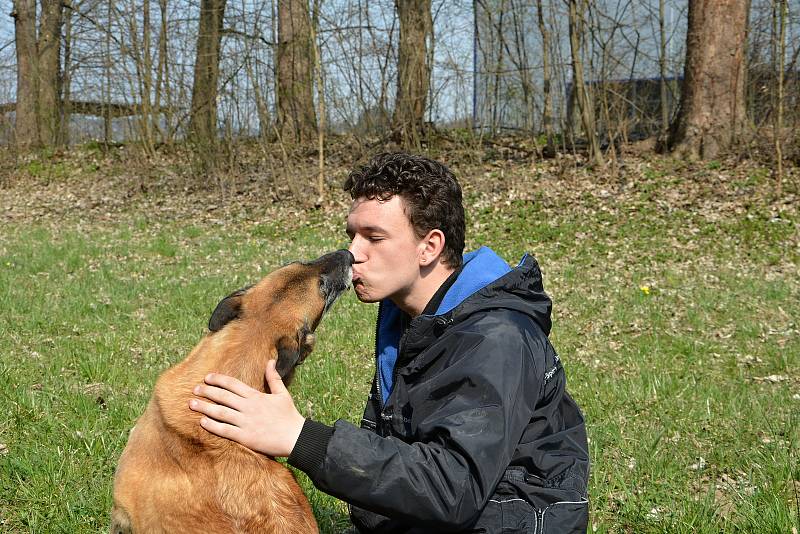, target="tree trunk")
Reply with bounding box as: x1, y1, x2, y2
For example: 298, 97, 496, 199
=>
104, 0, 112, 144
157, 0, 175, 142
127, 0, 155, 153
276, 0, 317, 144
393, 0, 432, 149
658, 0, 669, 139
490, 0, 506, 134
567, 0, 603, 167
189, 0, 227, 144
12, 0, 39, 150
61, 5, 72, 146
154, 0, 169, 142
246, 58, 271, 139
509, 0, 534, 134
311, 0, 326, 201
140, 0, 155, 151
666, 0, 749, 160
12, 0, 63, 150
37, 0, 63, 147
772, 0, 787, 191
536, 0, 554, 154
